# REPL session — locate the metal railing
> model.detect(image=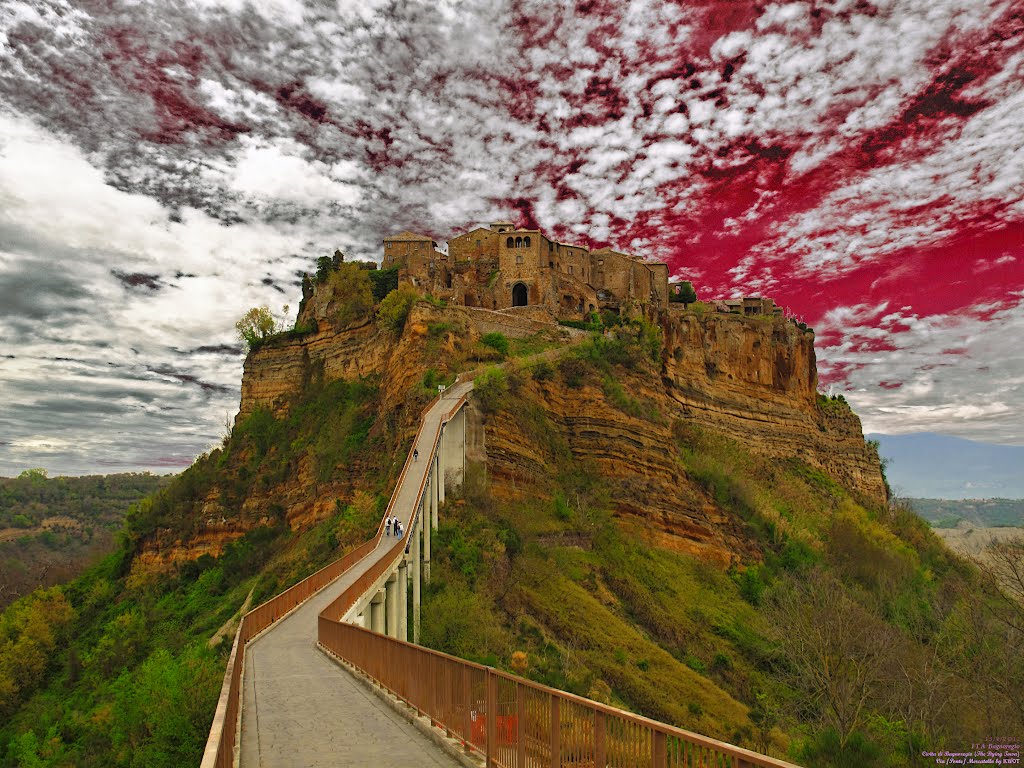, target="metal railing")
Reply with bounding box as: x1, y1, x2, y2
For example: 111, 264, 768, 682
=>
318, 620, 798, 768
200, 385, 461, 768
205, 373, 797, 768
